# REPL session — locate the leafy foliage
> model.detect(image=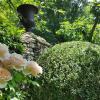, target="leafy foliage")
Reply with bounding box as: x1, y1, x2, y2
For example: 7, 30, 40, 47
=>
0, 0, 25, 54
0, 0, 100, 44
0, 71, 40, 100
33, 0, 89, 43
36, 41, 100, 100
56, 4, 100, 44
